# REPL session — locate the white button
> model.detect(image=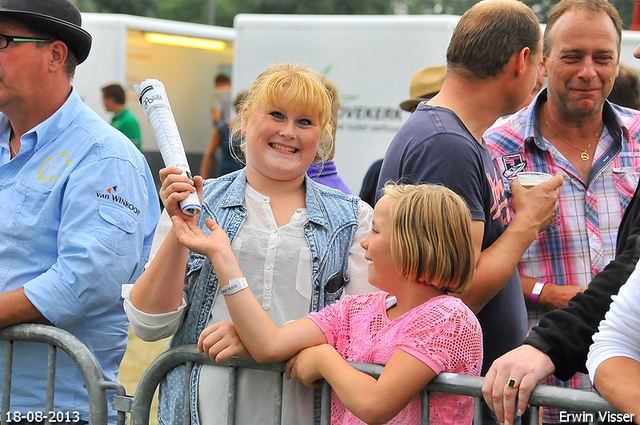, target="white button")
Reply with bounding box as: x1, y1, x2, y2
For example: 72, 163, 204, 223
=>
269, 245, 275, 250
296, 209, 301, 213
265, 284, 271, 290
266, 265, 272, 270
